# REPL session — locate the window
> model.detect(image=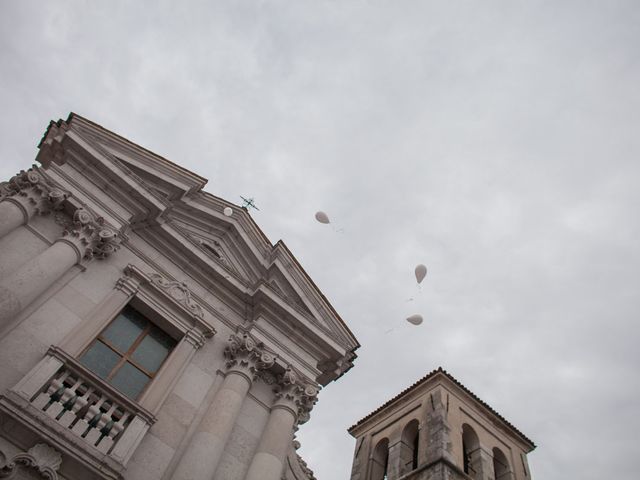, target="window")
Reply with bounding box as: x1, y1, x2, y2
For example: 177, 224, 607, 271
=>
79, 305, 177, 399
492, 447, 510, 480
462, 424, 480, 478
400, 419, 420, 473
371, 438, 389, 480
